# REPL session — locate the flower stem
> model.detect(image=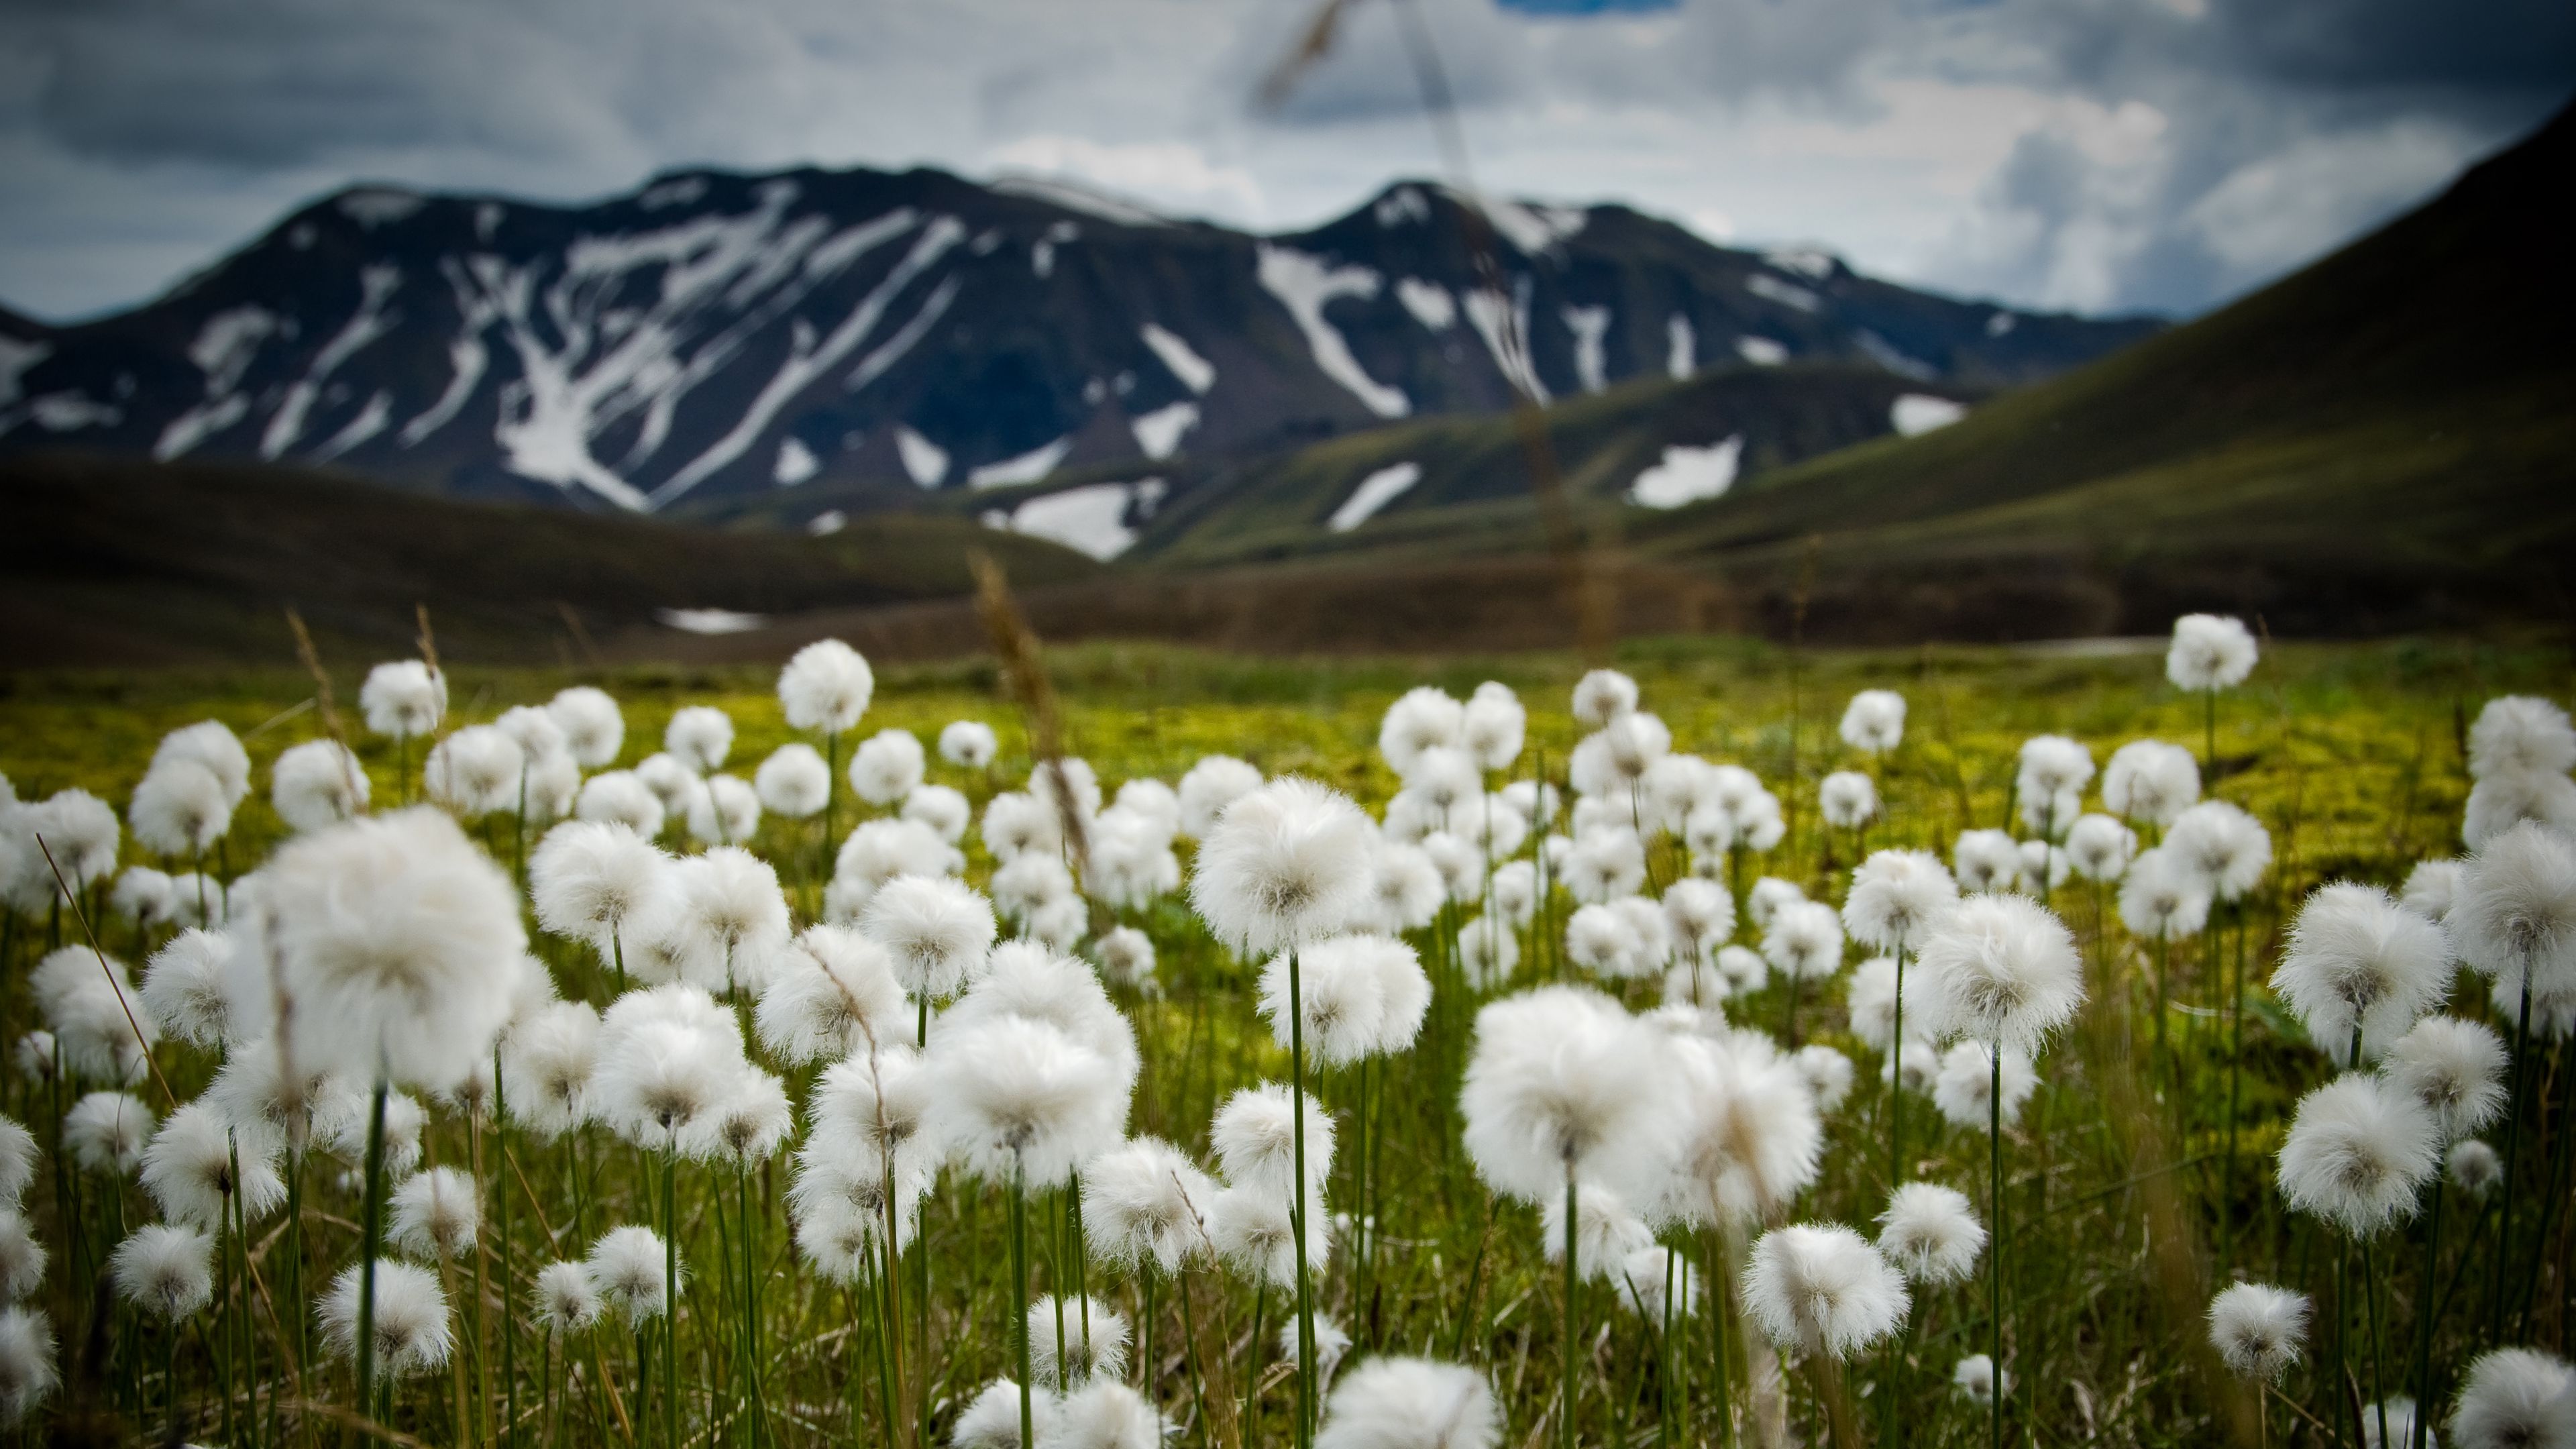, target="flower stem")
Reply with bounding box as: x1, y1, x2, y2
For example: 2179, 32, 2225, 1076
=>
355, 1080, 390, 1413
2487, 969, 2534, 1345
1563, 1169, 1580, 1449
1012, 1154, 1034, 1449
1989, 1040, 2004, 1449
1289, 945, 1317, 1449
